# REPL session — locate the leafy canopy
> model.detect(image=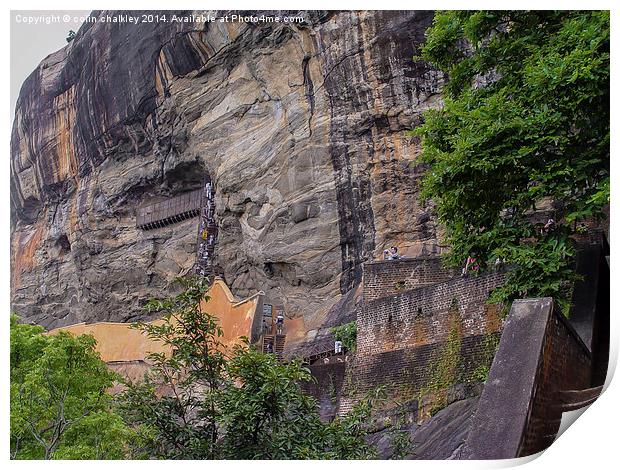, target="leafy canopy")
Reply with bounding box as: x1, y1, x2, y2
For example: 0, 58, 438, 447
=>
120, 276, 382, 459
118, 276, 225, 459
219, 344, 383, 459
414, 11, 609, 309
10, 315, 135, 460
